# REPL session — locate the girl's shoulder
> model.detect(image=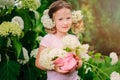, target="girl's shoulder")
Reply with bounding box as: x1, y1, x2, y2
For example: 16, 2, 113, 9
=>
40, 34, 54, 47
41, 33, 54, 42
43, 33, 53, 38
